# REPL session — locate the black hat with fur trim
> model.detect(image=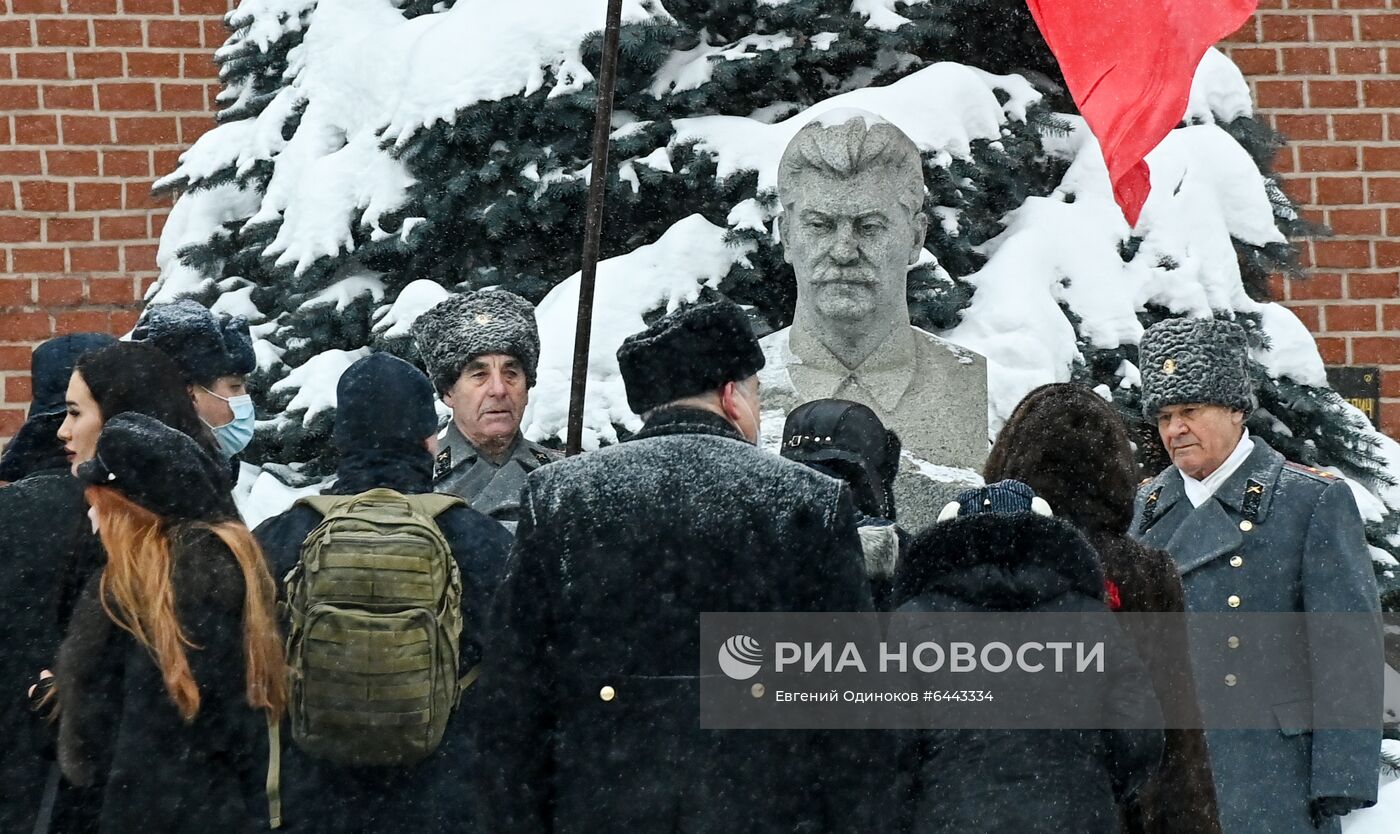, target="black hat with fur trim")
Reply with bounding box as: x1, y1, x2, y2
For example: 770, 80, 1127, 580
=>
617, 300, 765, 415
76, 412, 232, 522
